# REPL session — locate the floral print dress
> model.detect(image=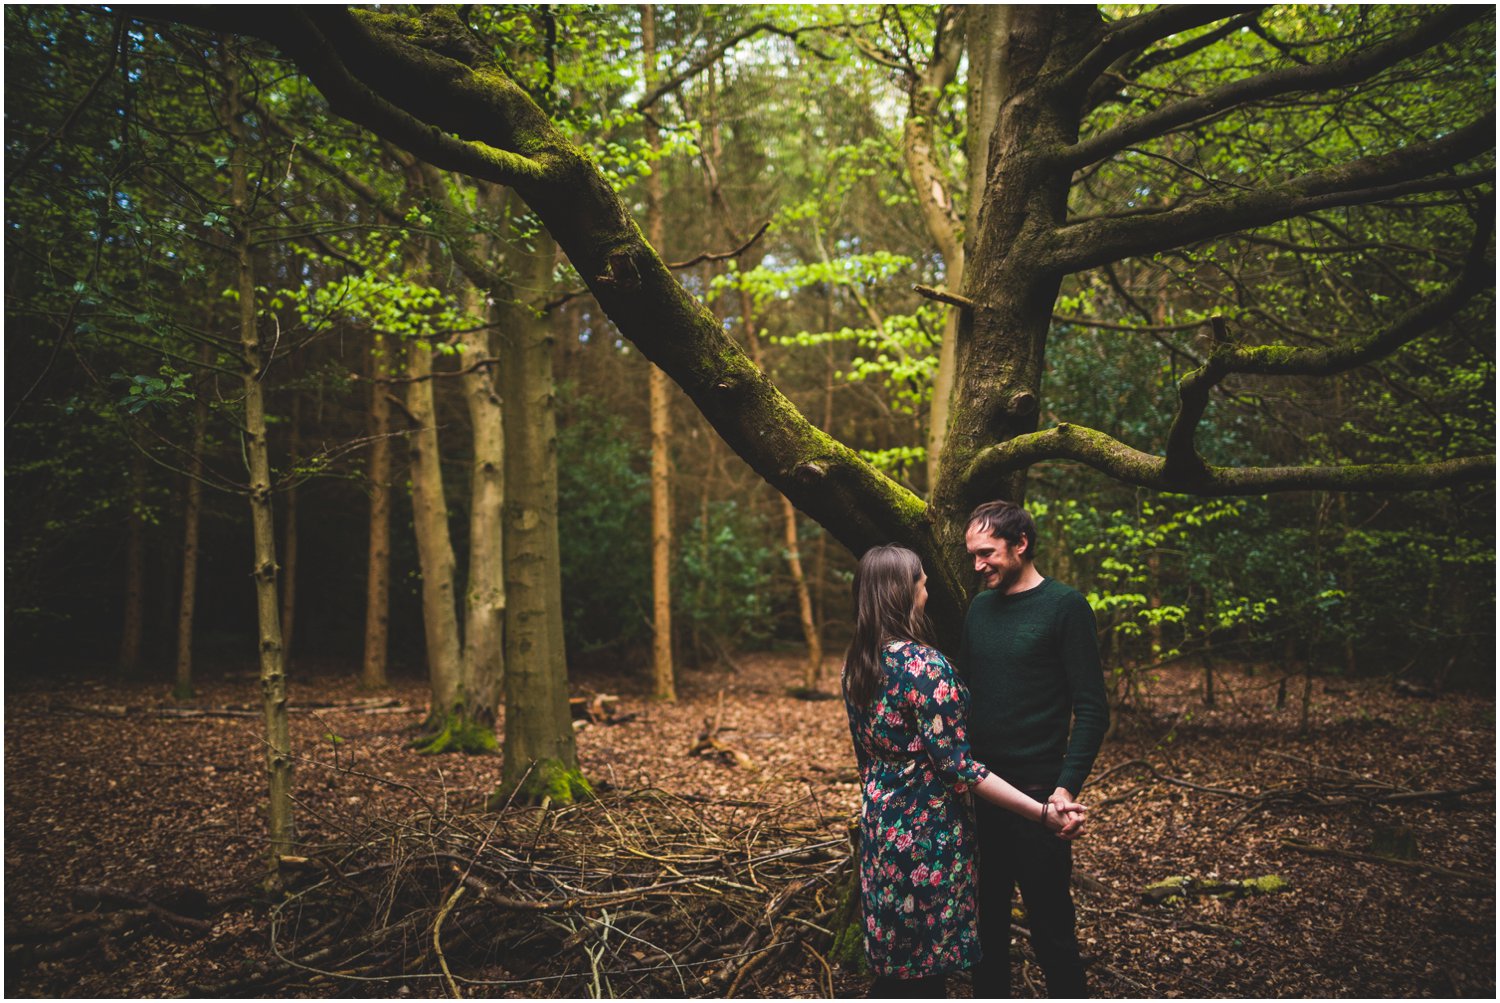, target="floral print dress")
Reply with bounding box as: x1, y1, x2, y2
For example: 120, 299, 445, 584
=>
844, 639, 990, 978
